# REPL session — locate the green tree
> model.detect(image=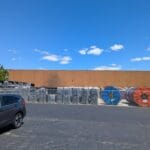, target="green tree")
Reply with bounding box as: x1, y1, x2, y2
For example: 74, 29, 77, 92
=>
0, 65, 9, 82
